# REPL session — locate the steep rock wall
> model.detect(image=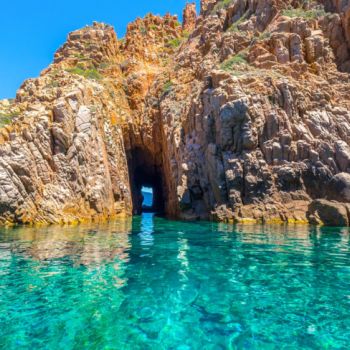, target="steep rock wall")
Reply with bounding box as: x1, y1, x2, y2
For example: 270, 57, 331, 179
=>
0, 23, 132, 224
152, 0, 350, 224
1, 1, 350, 226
